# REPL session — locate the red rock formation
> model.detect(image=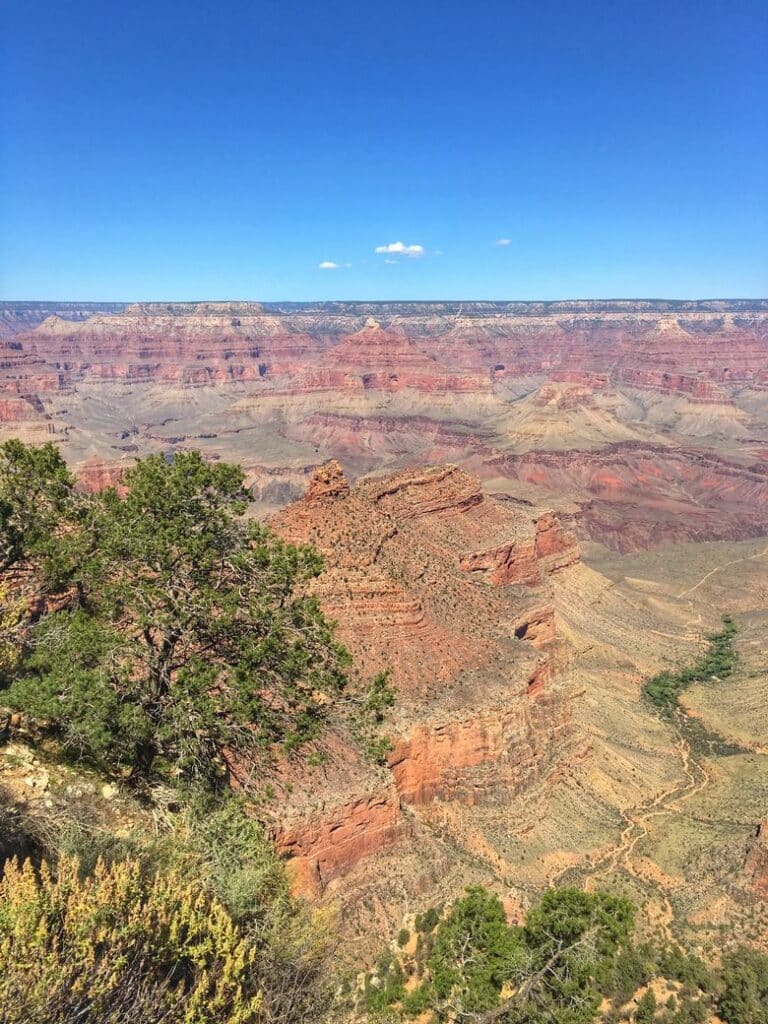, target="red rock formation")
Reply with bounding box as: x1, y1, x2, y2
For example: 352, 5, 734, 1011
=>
265, 462, 582, 892
2, 300, 767, 550
0, 397, 42, 422
303, 458, 350, 501
493, 443, 768, 553
274, 787, 404, 899
744, 820, 768, 898
388, 659, 561, 807
76, 461, 129, 493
